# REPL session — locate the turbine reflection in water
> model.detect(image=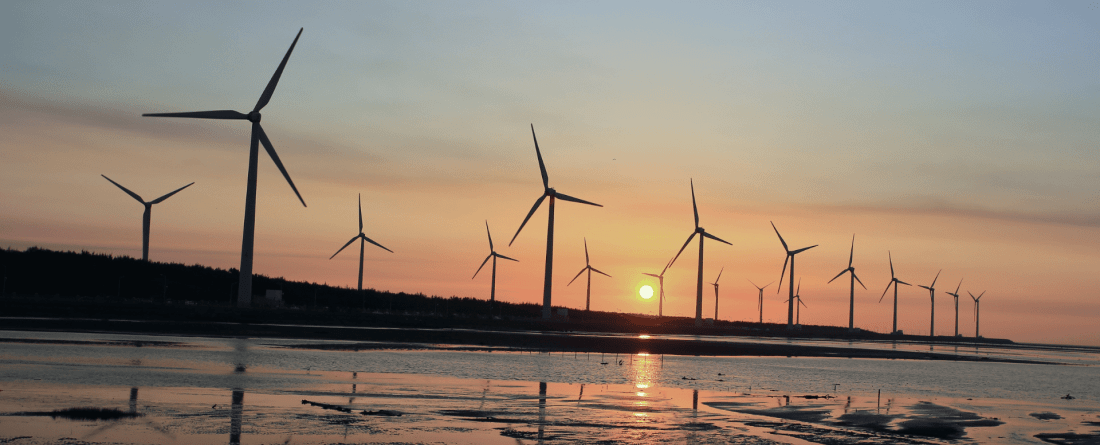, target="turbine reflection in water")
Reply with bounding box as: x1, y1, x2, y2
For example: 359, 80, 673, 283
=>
230, 389, 244, 445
